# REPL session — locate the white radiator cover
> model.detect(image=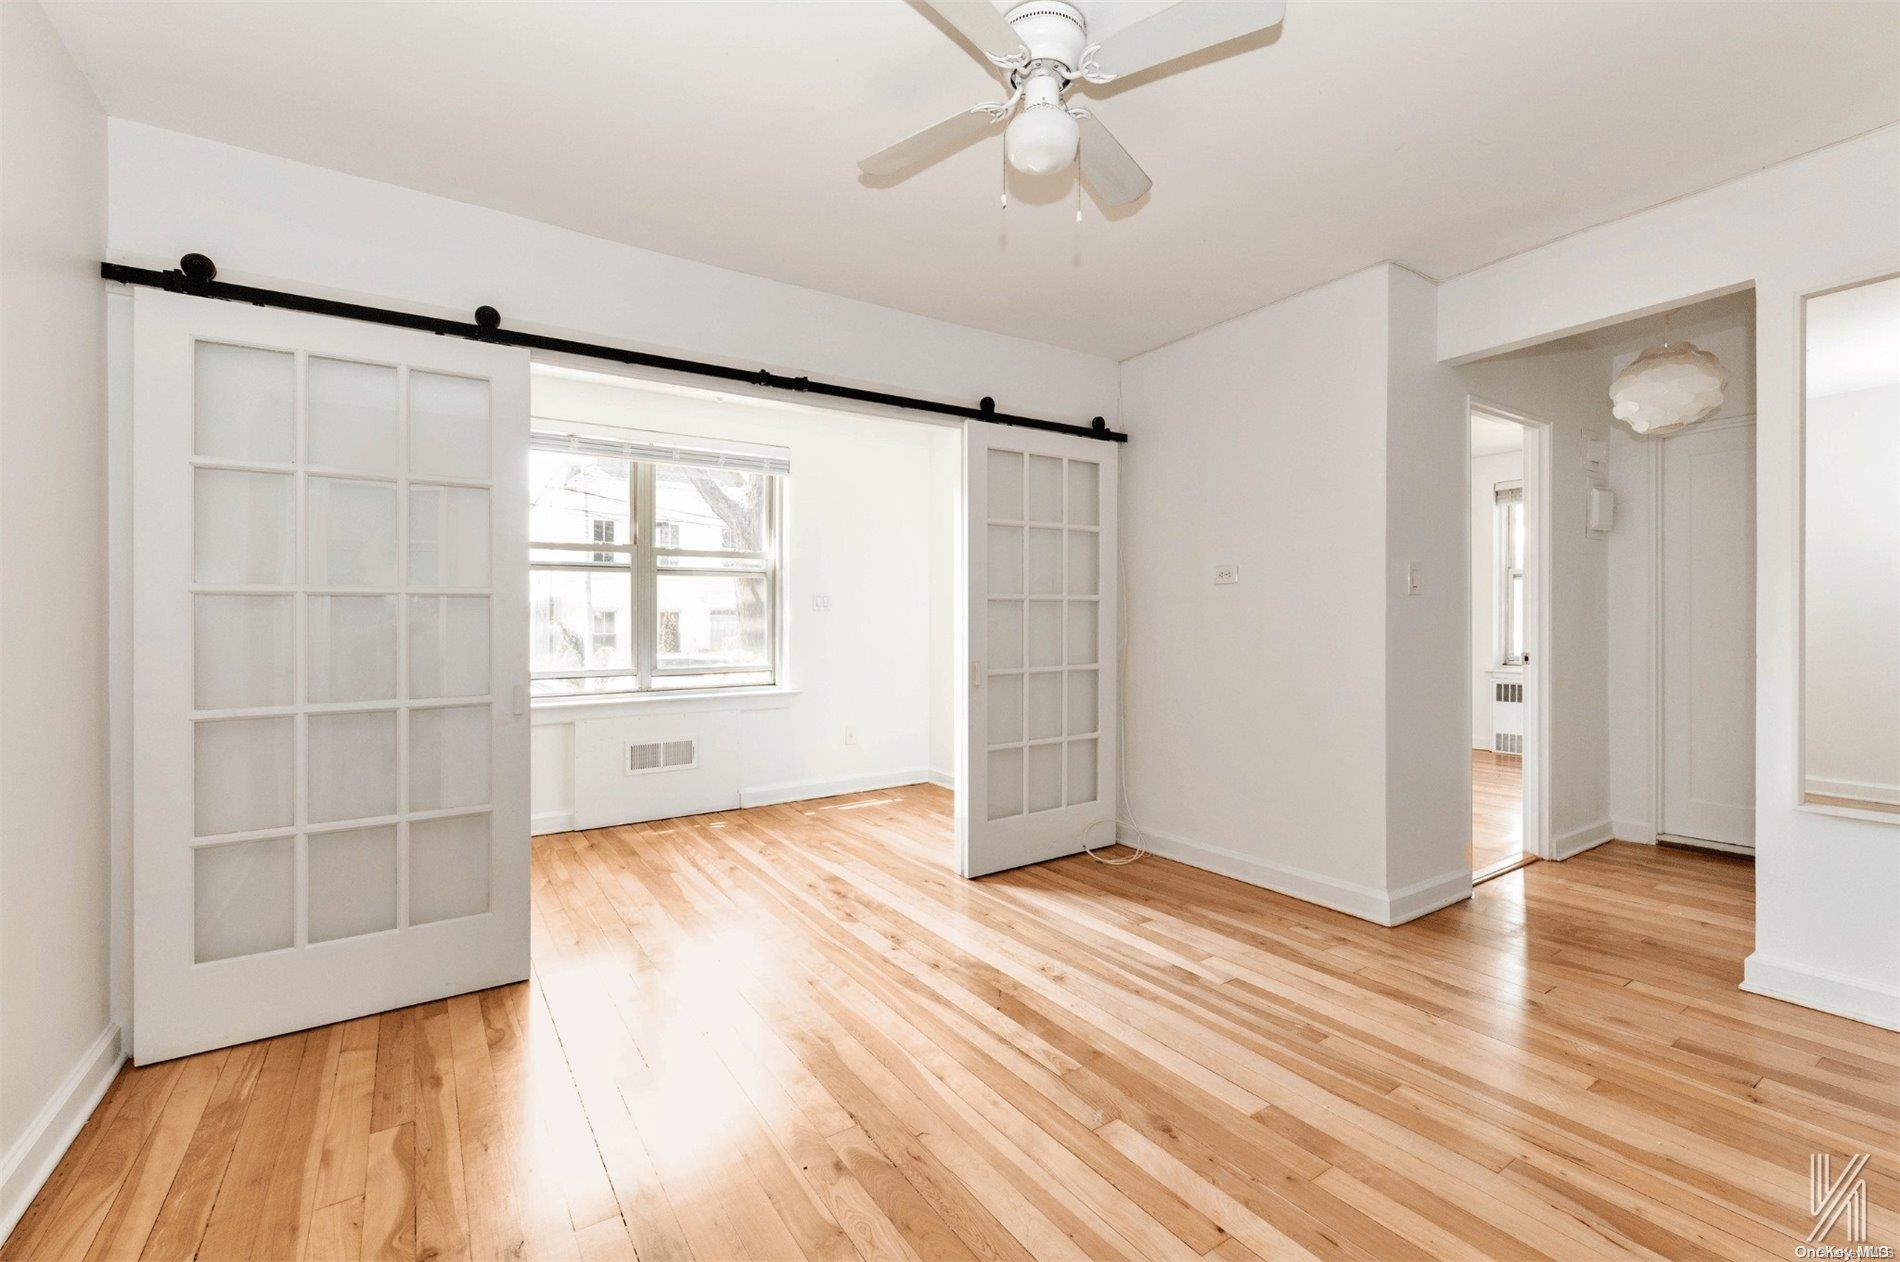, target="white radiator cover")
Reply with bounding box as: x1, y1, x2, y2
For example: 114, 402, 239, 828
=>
1488, 672, 1525, 755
